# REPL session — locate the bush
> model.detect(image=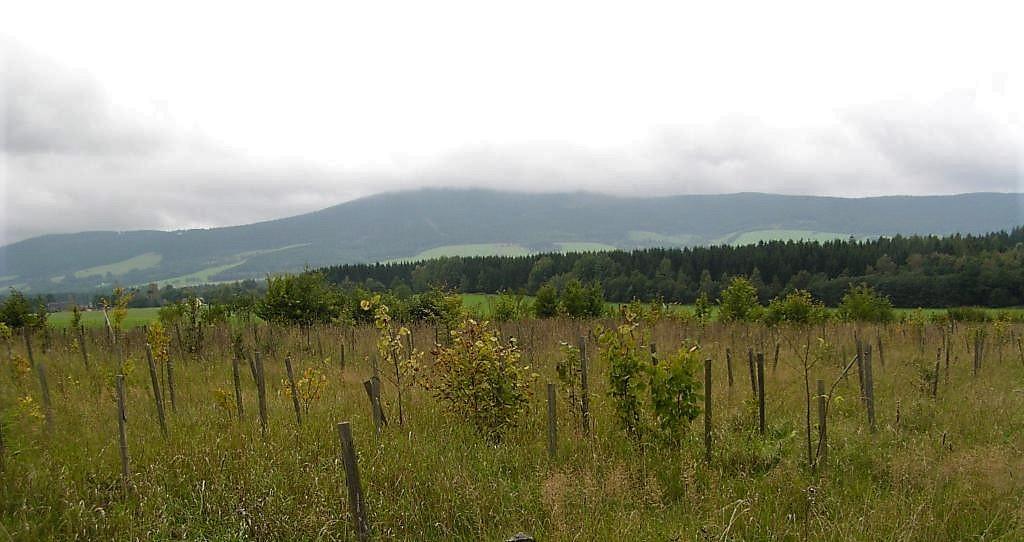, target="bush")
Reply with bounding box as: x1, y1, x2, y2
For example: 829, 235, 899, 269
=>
598, 308, 702, 443
425, 319, 536, 442
560, 279, 605, 318
763, 290, 828, 325
1, 289, 35, 329
946, 307, 990, 323
258, 272, 342, 326
837, 283, 894, 322
491, 290, 532, 321
533, 284, 559, 318
718, 277, 762, 322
